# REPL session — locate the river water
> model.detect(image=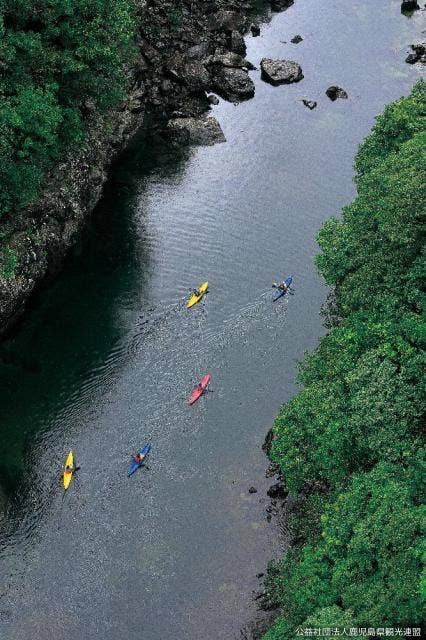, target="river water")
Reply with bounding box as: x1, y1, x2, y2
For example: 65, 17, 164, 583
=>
0, 2, 422, 638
